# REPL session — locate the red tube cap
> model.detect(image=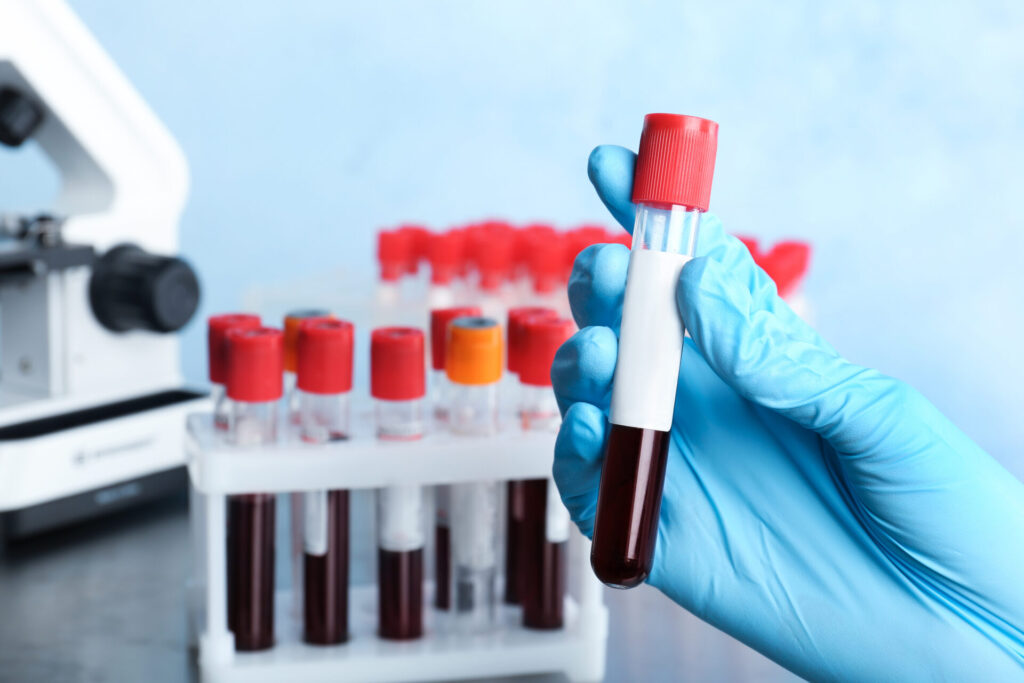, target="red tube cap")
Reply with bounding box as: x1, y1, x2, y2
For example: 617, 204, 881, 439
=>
428, 230, 464, 285
632, 114, 718, 211
507, 307, 559, 375
430, 306, 482, 370
226, 327, 283, 402
520, 317, 575, 387
297, 318, 354, 395
371, 327, 426, 401
378, 230, 411, 282
759, 241, 811, 298
208, 313, 261, 384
